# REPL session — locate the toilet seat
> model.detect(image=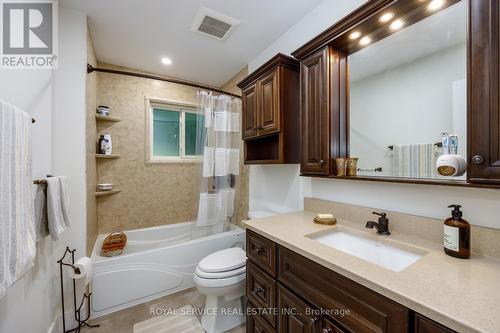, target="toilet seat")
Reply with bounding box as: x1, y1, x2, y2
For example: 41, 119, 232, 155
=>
197, 247, 246, 273
195, 265, 246, 279
194, 271, 246, 288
